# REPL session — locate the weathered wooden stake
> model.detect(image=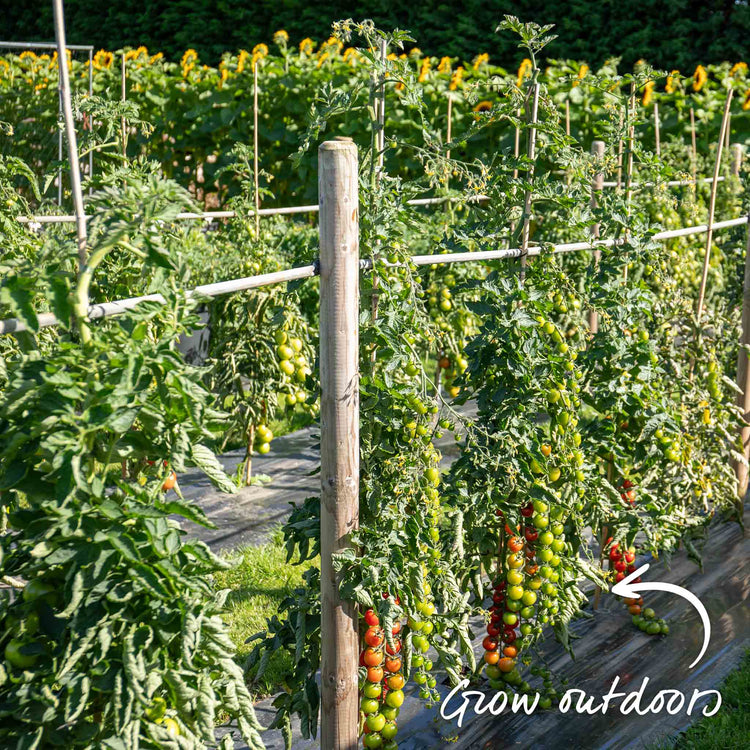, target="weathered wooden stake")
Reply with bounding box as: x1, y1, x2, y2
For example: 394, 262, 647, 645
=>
654, 101, 661, 157
253, 60, 261, 237
121, 52, 127, 155
690, 107, 698, 192
731, 143, 744, 176
696, 89, 734, 318
319, 137, 360, 750
588, 140, 605, 334
735, 211, 750, 502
